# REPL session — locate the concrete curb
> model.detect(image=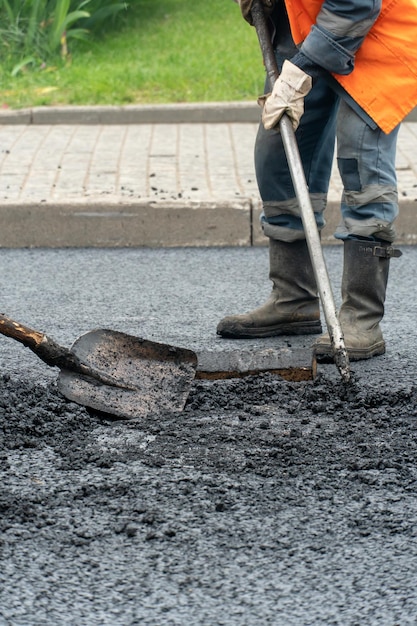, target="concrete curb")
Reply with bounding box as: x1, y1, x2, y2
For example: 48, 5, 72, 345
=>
1, 198, 416, 248
0, 102, 262, 125
2, 100, 415, 125
0, 199, 254, 248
